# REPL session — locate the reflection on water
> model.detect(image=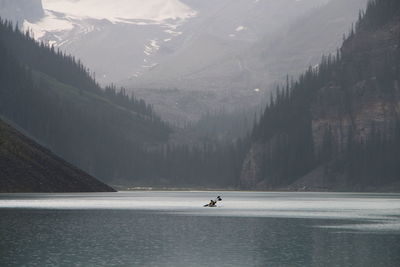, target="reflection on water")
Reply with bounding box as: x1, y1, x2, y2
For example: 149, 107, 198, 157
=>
0, 191, 399, 266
